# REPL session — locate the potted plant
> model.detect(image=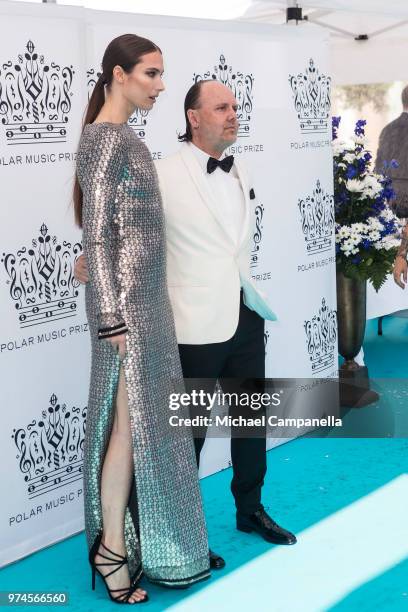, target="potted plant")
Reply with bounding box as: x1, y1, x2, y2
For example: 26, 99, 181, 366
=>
332, 116, 401, 404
